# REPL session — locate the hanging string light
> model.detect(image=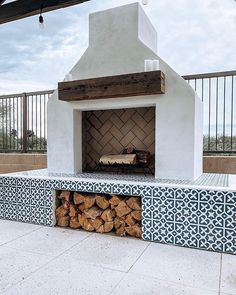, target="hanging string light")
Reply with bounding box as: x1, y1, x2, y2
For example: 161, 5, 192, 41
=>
39, 6, 44, 29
